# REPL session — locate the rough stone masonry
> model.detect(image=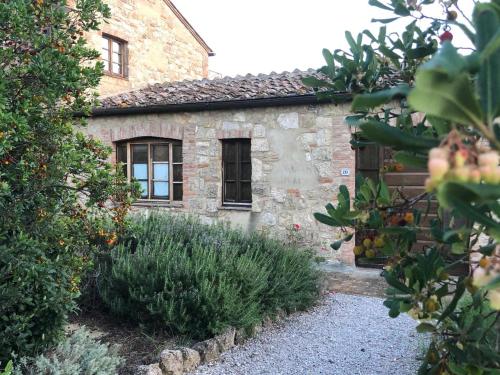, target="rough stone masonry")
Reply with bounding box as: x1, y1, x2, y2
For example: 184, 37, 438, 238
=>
86, 101, 356, 264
